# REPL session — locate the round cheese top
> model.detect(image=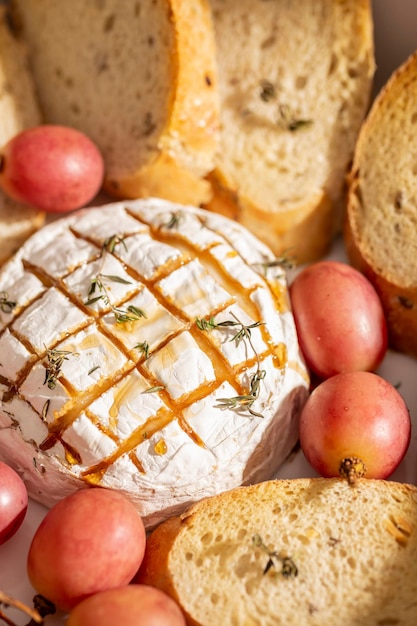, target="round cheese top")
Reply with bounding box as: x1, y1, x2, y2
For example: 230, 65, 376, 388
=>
0, 198, 308, 528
